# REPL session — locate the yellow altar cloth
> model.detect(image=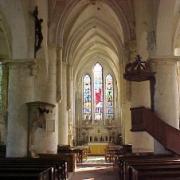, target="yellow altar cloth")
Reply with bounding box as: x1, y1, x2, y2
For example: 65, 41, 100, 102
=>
88, 143, 108, 155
